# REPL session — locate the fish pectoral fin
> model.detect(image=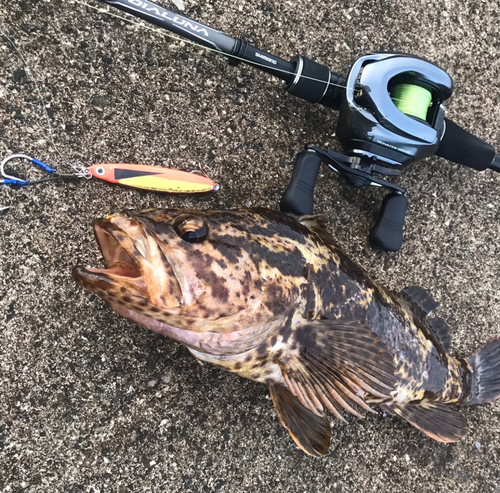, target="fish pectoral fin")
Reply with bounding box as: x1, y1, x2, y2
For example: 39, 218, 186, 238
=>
269, 382, 331, 457
279, 321, 397, 421
400, 286, 439, 319
427, 317, 452, 351
381, 401, 467, 443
